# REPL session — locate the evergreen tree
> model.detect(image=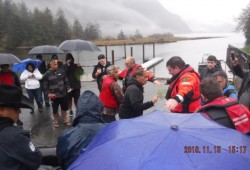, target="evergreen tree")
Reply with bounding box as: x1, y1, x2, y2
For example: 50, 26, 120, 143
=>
72, 19, 84, 39
117, 30, 126, 40
31, 8, 45, 45
1, 0, 12, 42
134, 29, 143, 39
41, 8, 56, 44
236, 3, 250, 44
16, 1, 32, 46
54, 8, 71, 43
5, 14, 23, 50
84, 23, 101, 40
0, 0, 4, 46
0, 0, 102, 50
